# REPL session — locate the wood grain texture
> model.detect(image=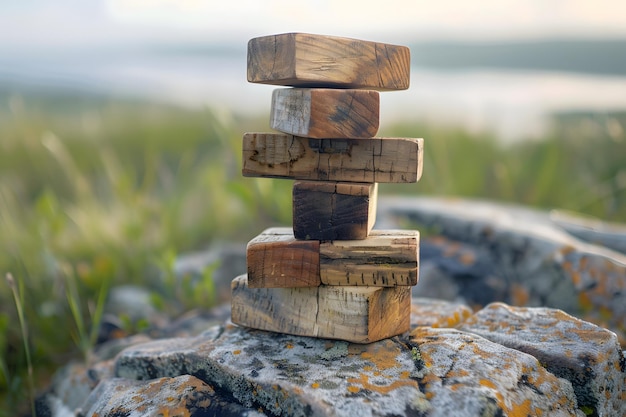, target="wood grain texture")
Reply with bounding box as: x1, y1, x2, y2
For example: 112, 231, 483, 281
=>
231, 274, 411, 343
270, 88, 379, 139
247, 228, 418, 287
293, 181, 377, 240
320, 230, 419, 287
247, 228, 320, 288
247, 33, 410, 91
242, 133, 423, 183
